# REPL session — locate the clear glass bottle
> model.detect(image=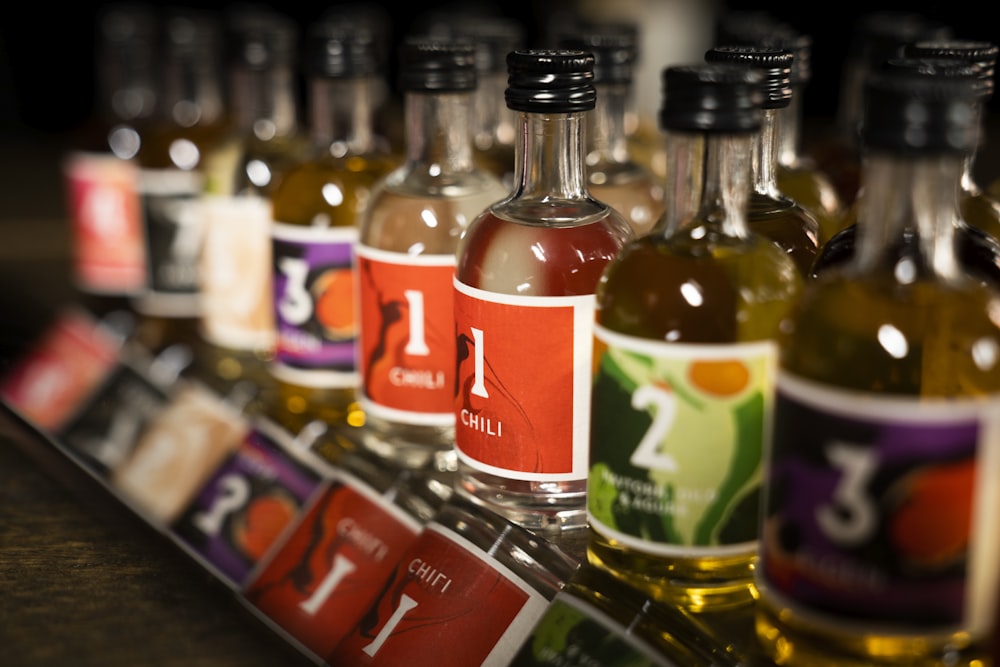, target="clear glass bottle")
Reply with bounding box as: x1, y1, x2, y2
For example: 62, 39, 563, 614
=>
327, 493, 579, 666
63, 2, 157, 318
756, 65, 1000, 667
266, 18, 399, 441
453, 50, 634, 553
811, 57, 1000, 289
355, 40, 508, 472
587, 63, 802, 613
131, 8, 231, 355
704, 45, 820, 277
196, 10, 309, 407
559, 23, 665, 237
